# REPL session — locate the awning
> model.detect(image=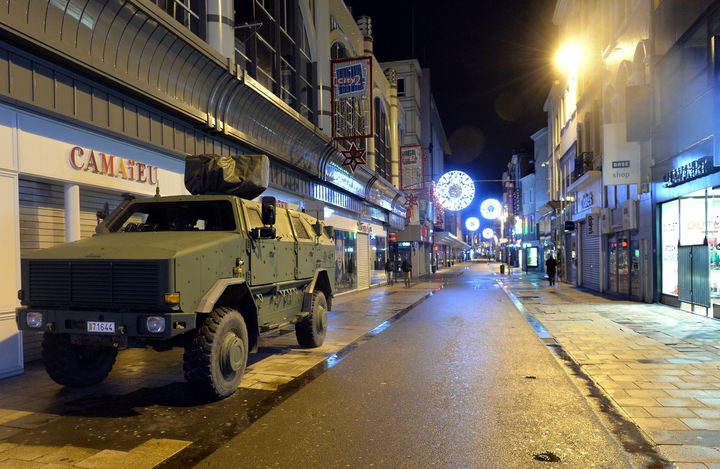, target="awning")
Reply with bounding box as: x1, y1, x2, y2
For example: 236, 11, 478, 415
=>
433, 231, 470, 250
538, 200, 563, 217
